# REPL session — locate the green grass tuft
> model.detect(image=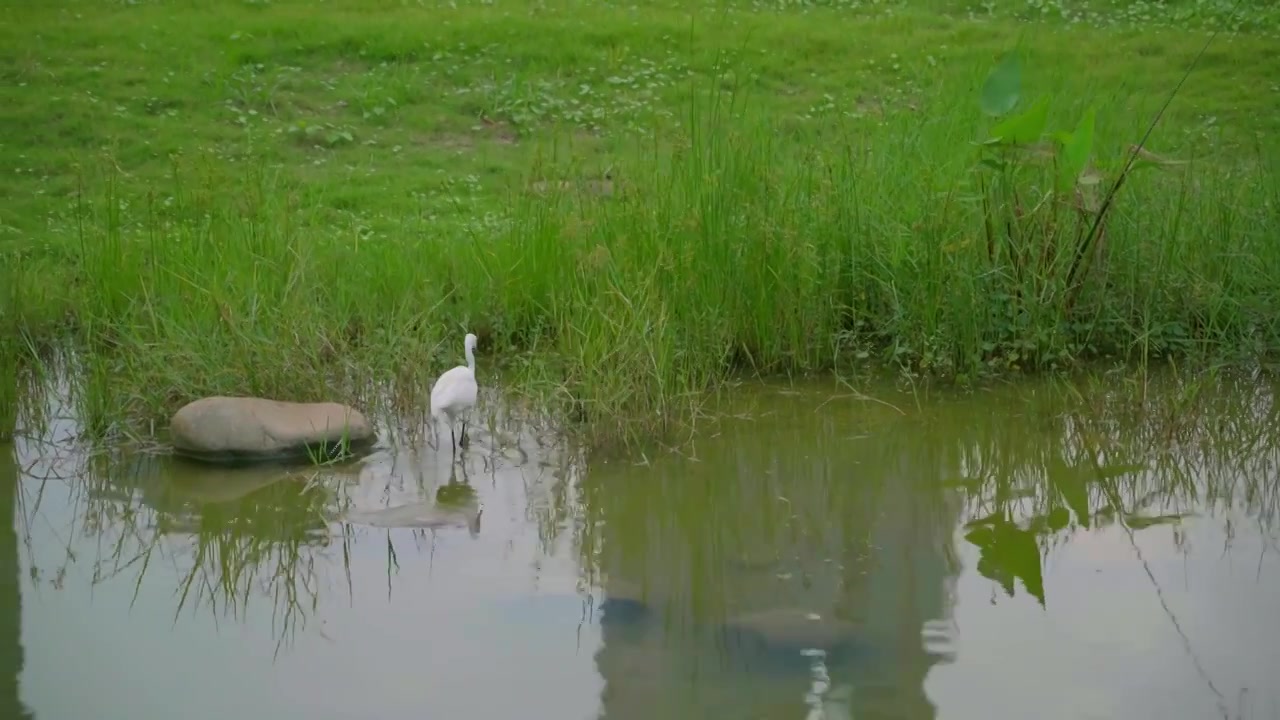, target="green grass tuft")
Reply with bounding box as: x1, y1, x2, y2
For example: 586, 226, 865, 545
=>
2, 0, 1278, 450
